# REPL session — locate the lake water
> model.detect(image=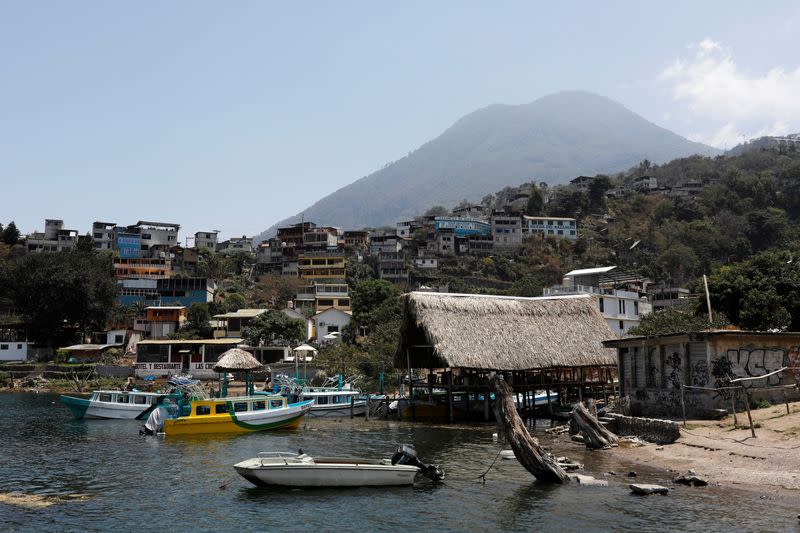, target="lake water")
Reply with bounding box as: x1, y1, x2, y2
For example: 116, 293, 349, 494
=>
1, 392, 797, 532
